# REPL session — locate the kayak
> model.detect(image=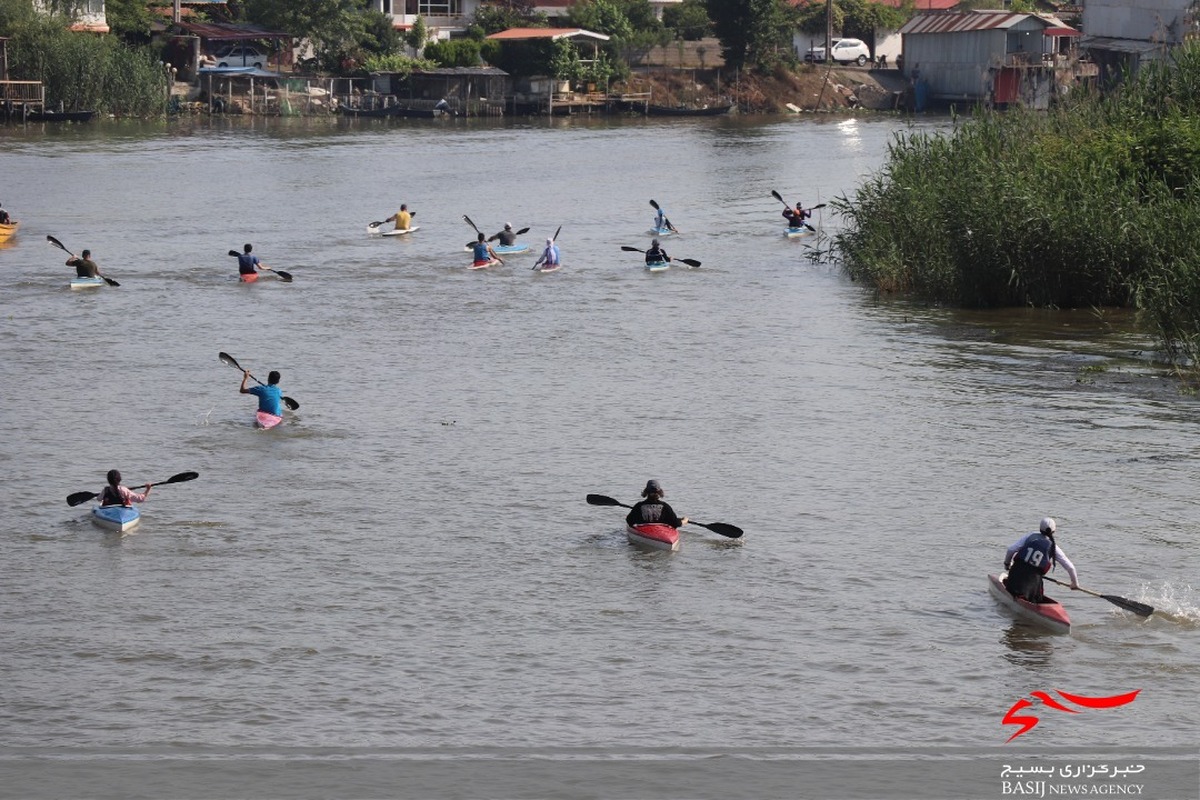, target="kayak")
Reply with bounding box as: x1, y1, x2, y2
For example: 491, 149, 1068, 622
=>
382, 225, 421, 237
0, 221, 18, 242
92, 505, 140, 533
70, 276, 106, 290
492, 243, 529, 255
239, 272, 259, 283
469, 259, 502, 270
255, 410, 283, 429
626, 523, 680, 552
648, 226, 675, 237
786, 226, 814, 239
535, 263, 561, 273
987, 573, 1071, 635
645, 260, 669, 273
